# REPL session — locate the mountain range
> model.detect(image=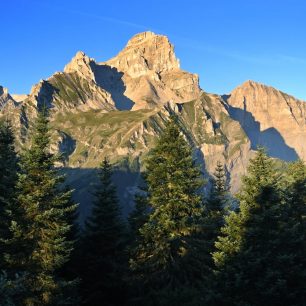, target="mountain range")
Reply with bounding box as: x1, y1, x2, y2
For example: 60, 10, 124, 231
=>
1, 31, 305, 218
